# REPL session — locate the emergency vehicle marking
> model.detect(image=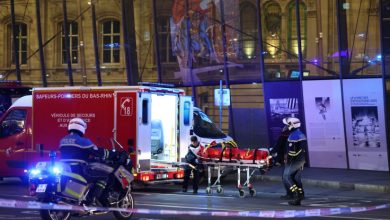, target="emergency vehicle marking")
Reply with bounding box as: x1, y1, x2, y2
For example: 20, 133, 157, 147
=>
120, 97, 133, 116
